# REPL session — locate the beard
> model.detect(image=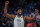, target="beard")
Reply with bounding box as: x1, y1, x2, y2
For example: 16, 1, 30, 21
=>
17, 13, 21, 16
